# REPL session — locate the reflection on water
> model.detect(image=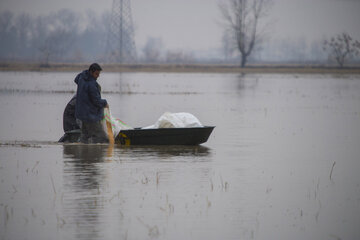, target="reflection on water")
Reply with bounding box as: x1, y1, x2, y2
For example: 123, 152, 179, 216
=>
62, 144, 109, 240
115, 145, 212, 160
63, 144, 212, 161
1, 72, 360, 240
60, 144, 213, 240
237, 73, 259, 92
